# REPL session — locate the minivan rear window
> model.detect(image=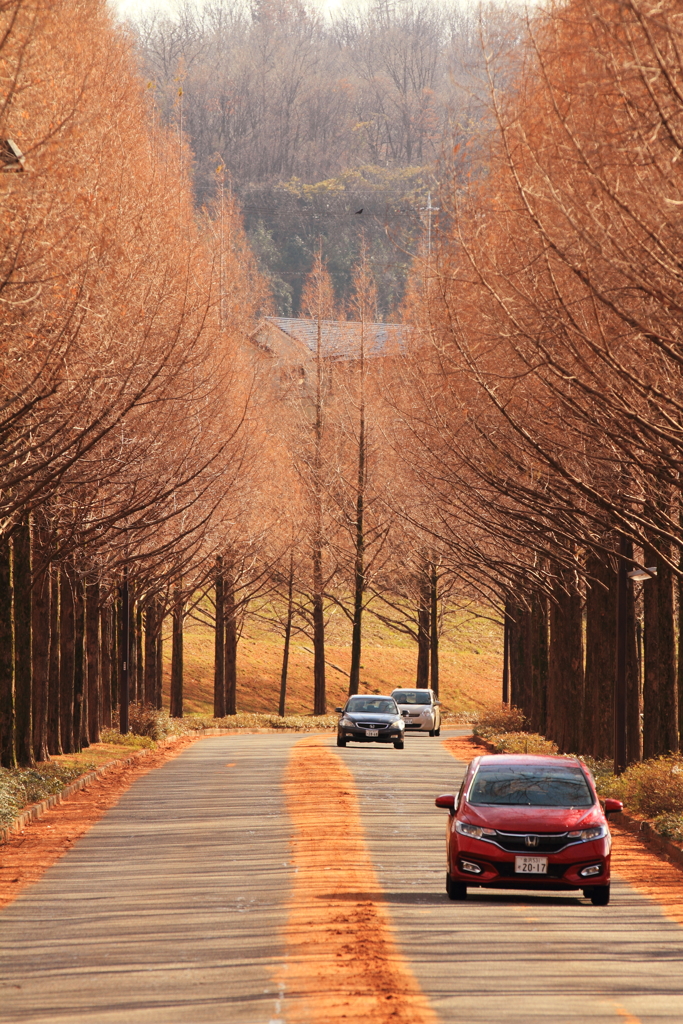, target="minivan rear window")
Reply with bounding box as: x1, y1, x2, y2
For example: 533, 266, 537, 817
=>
392, 690, 431, 705
469, 765, 594, 807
